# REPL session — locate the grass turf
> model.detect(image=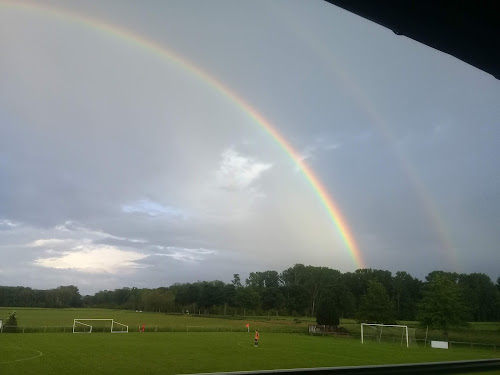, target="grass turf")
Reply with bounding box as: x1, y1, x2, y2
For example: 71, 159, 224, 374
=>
1, 332, 498, 375
0, 307, 314, 332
